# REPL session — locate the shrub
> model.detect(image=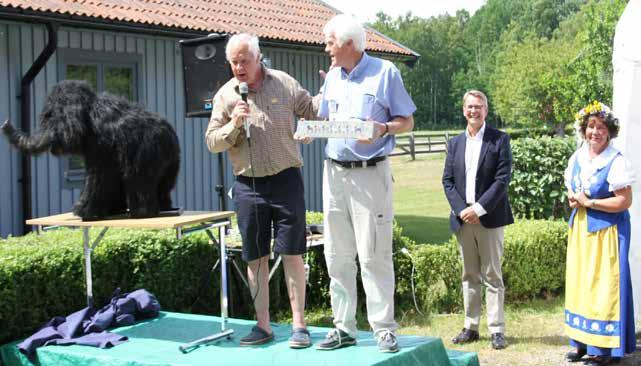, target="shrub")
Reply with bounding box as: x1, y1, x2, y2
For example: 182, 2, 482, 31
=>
395, 219, 568, 314
0, 217, 568, 344
509, 136, 576, 219
0, 228, 219, 345
505, 126, 575, 140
